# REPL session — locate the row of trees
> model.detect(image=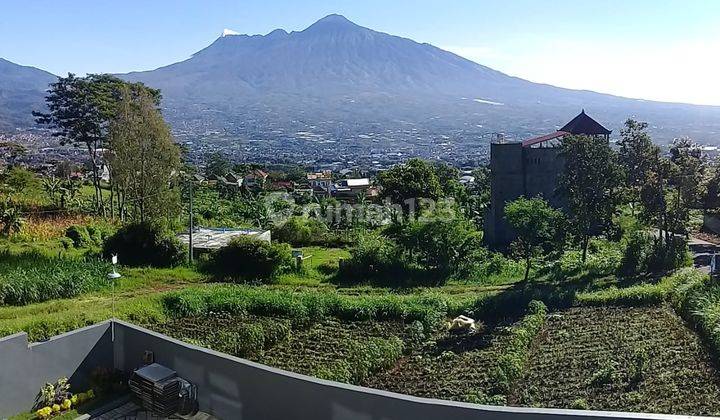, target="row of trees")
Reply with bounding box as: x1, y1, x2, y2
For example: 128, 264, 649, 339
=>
505, 119, 710, 280
34, 74, 180, 223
